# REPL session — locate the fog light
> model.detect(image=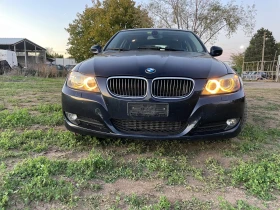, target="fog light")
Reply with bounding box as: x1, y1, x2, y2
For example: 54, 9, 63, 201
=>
226, 118, 239, 127
65, 112, 79, 124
